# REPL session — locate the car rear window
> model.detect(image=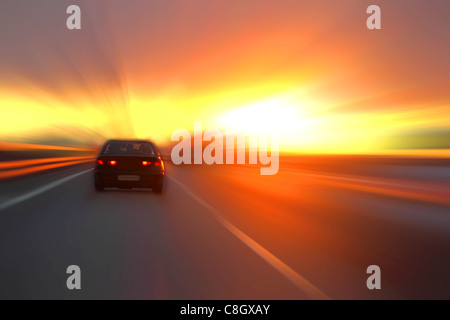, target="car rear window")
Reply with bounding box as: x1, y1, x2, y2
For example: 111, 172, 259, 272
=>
102, 142, 156, 156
